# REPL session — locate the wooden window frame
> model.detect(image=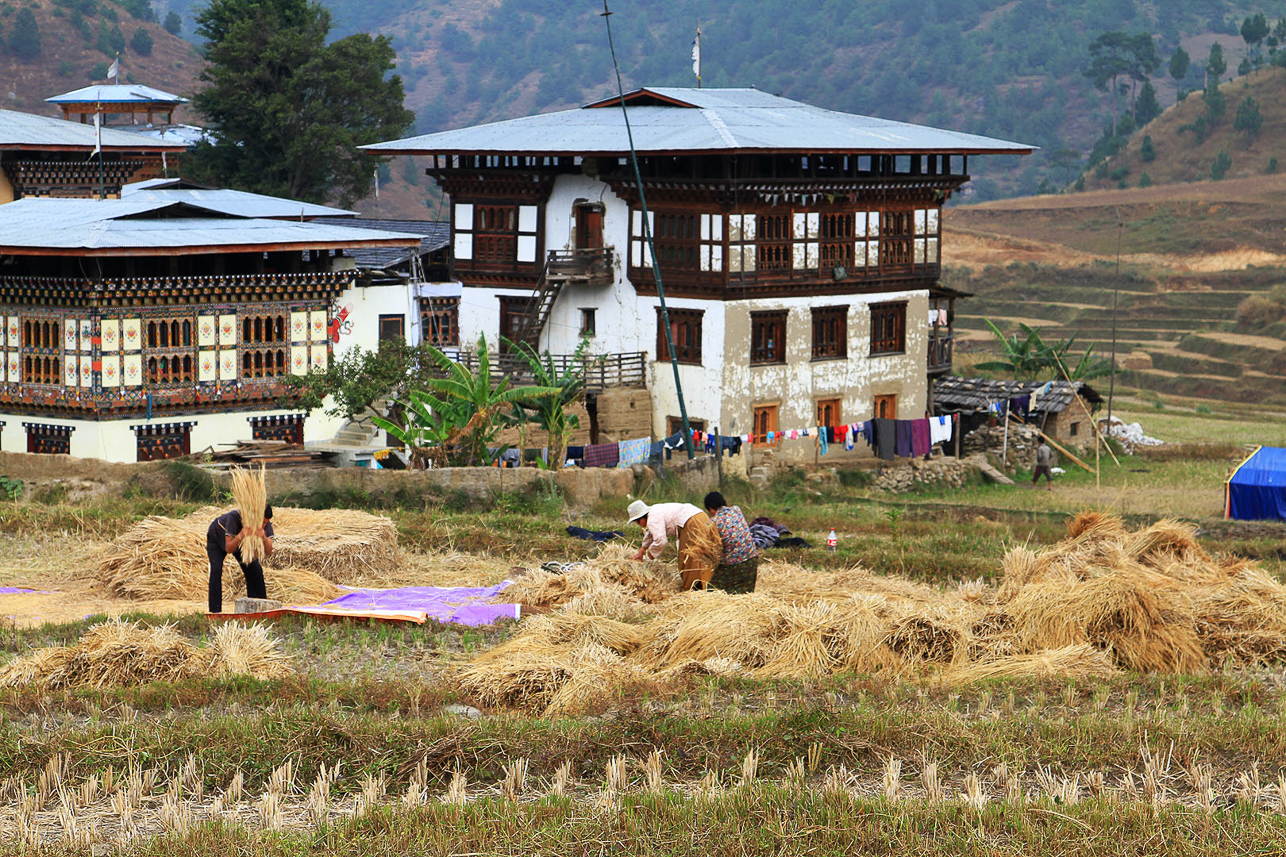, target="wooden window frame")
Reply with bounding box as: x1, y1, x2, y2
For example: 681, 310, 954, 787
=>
817, 398, 842, 430
870, 302, 906, 356
873, 394, 898, 420
811, 306, 847, 360
20, 317, 62, 386
750, 311, 787, 365
666, 416, 707, 436
656, 307, 703, 365
420, 297, 460, 347
752, 404, 780, 445
579, 308, 597, 337
378, 314, 406, 343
